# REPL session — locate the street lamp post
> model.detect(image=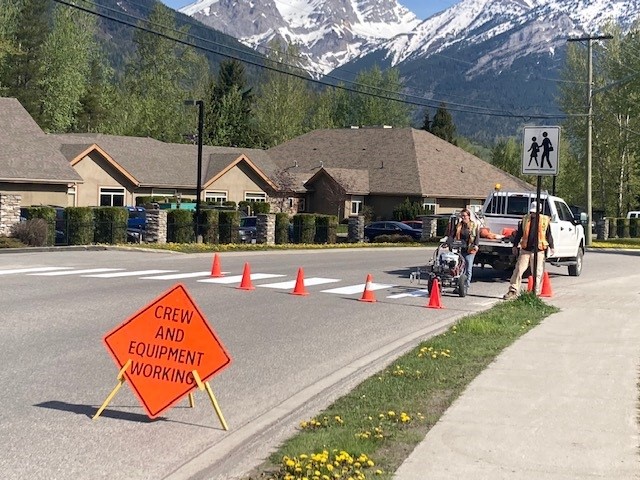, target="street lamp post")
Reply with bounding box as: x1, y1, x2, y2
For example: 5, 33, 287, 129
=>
184, 100, 204, 242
